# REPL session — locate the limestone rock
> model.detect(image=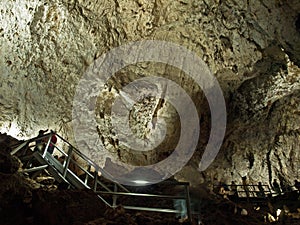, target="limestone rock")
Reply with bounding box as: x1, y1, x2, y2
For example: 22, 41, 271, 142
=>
0, 0, 299, 187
